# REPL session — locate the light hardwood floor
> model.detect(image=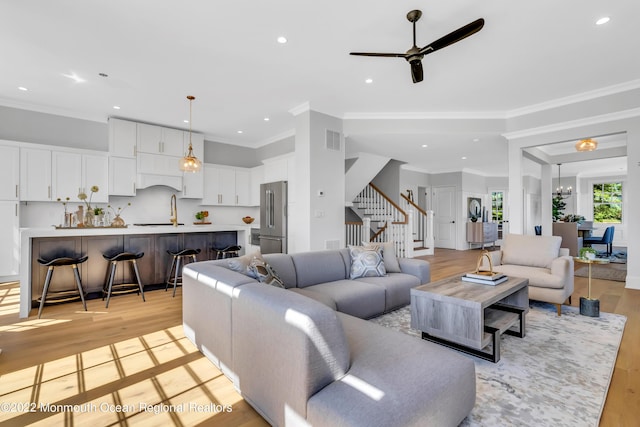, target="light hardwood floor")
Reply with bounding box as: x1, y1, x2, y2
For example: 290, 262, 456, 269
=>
0, 249, 637, 426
